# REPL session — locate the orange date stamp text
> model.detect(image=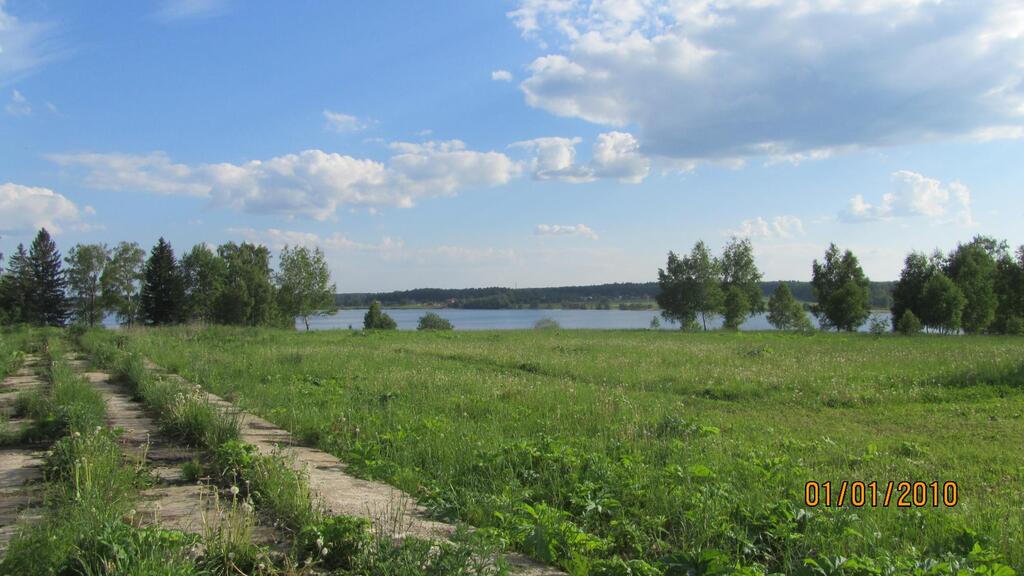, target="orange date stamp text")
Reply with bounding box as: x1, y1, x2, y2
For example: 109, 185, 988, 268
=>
804, 481, 958, 508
